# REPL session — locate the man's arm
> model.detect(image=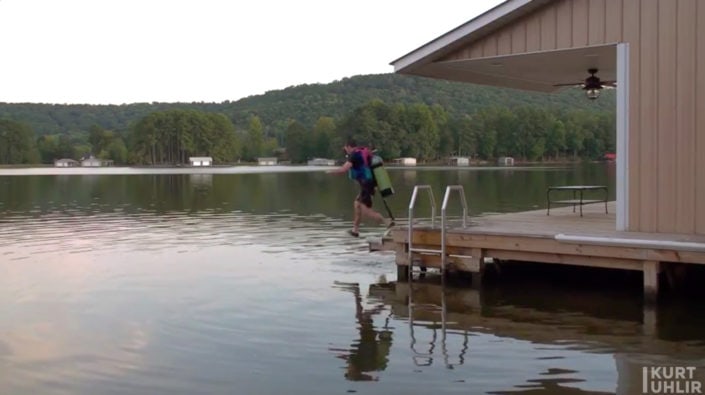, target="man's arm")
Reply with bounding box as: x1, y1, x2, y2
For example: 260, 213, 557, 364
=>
327, 160, 352, 174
